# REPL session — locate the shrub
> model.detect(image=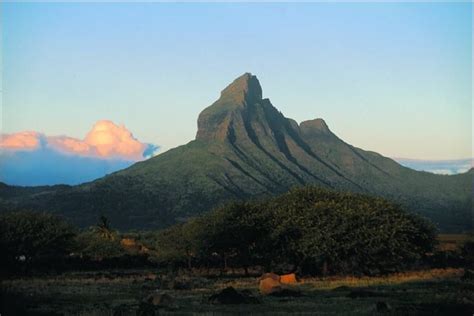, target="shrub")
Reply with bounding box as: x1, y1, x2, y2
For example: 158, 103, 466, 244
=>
0, 211, 76, 272
74, 231, 125, 261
